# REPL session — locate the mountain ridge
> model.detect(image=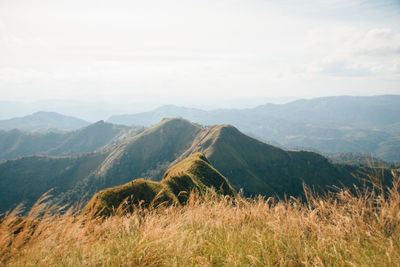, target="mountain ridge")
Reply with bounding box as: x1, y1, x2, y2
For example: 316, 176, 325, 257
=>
107, 95, 400, 162
82, 152, 235, 217
0, 120, 140, 161
0, 111, 90, 132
